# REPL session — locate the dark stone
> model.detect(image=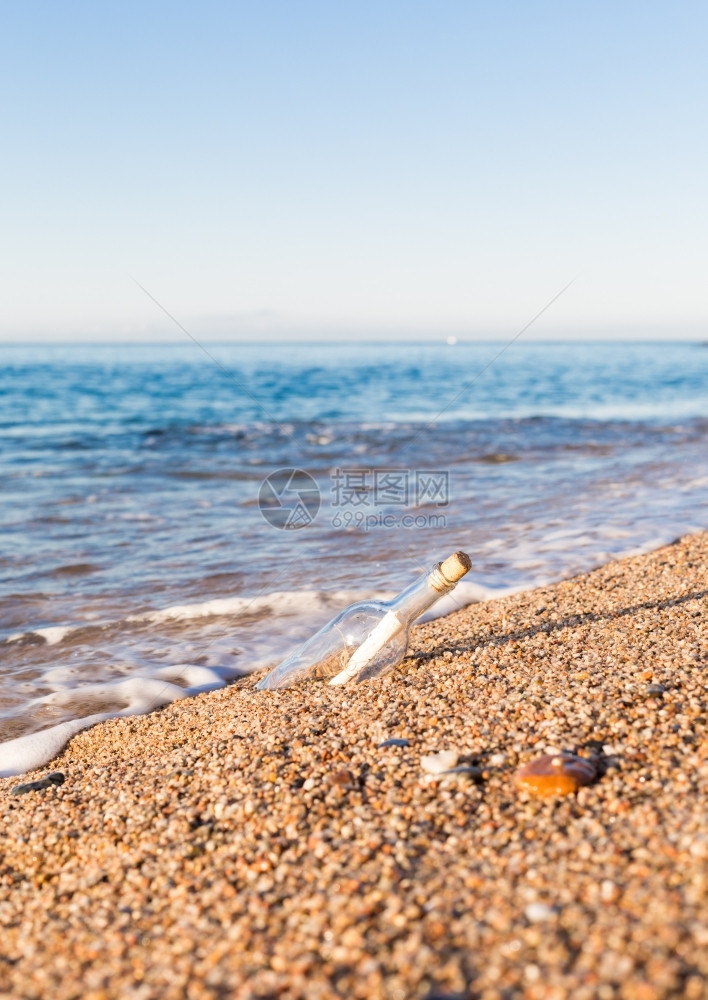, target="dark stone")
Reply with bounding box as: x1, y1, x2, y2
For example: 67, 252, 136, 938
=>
11, 772, 65, 796
645, 683, 666, 697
